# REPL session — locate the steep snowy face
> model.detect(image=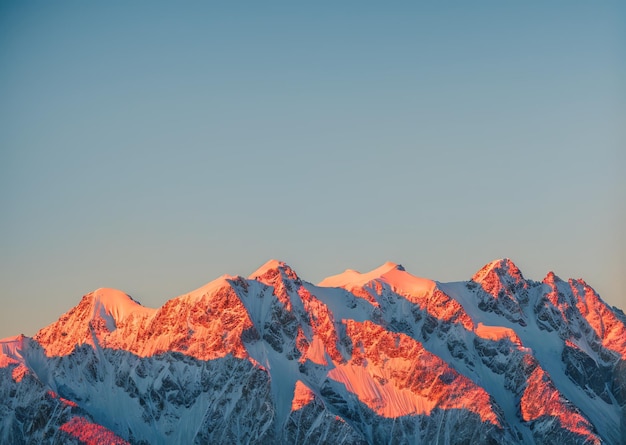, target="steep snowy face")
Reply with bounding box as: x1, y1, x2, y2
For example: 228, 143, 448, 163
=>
569, 278, 626, 360
1, 258, 624, 445
519, 359, 599, 445
0, 335, 25, 367
249, 259, 302, 310
0, 353, 129, 445
34, 288, 156, 357
536, 271, 626, 363
328, 319, 502, 424
134, 277, 255, 360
